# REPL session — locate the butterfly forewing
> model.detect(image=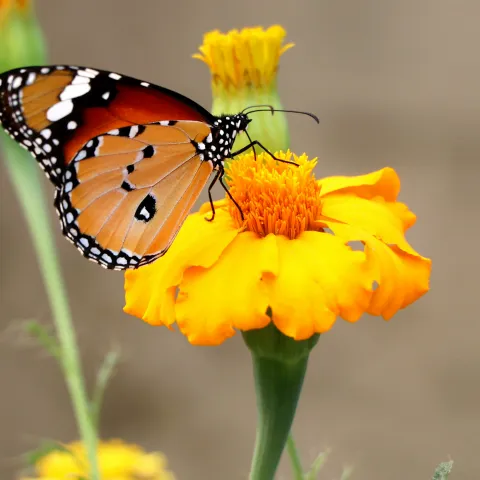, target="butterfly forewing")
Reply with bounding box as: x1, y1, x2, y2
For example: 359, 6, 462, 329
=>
0, 66, 220, 269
